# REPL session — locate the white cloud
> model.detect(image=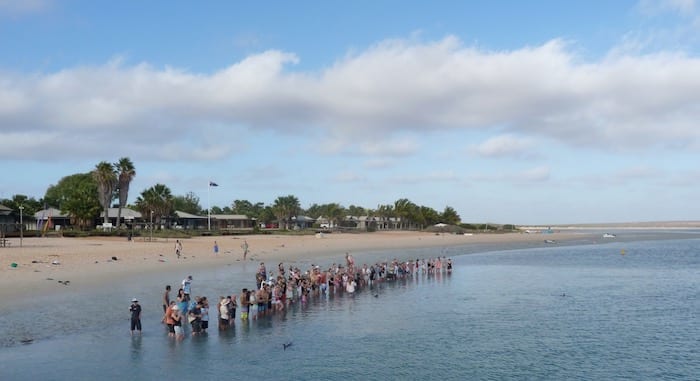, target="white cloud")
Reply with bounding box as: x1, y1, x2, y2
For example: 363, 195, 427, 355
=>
2, 36, 700, 163
470, 134, 536, 158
